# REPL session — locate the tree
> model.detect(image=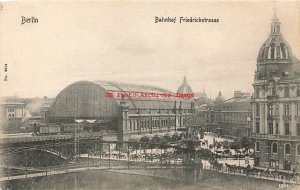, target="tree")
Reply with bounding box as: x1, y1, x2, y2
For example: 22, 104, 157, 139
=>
230, 139, 241, 150
239, 136, 254, 149
222, 141, 230, 150
198, 149, 213, 160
